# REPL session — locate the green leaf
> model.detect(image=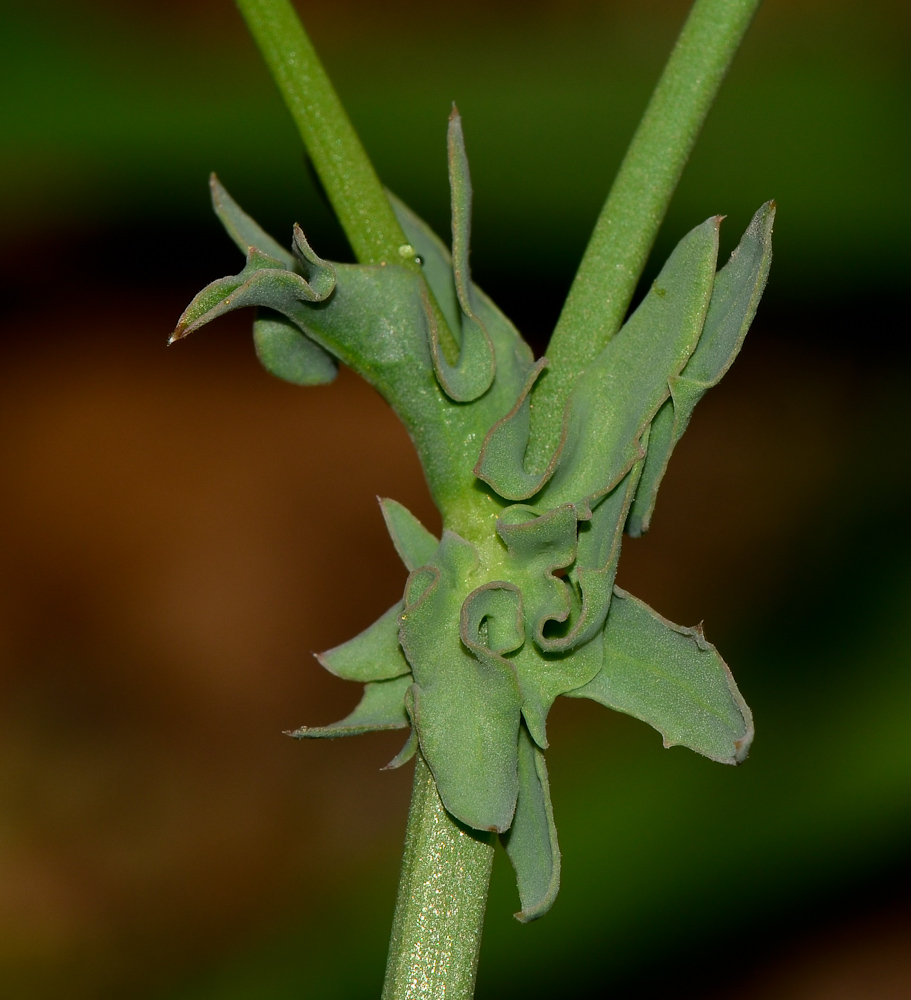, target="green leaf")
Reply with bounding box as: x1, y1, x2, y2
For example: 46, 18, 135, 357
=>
567, 587, 754, 765
539, 463, 642, 655
400, 534, 522, 833
476, 216, 720, 506
539, 216, 720, 509
209, 173, 295, 268
427, 109, 496, 403
171, 241, 336, 343
510, 630, 604, 750
472, 358, 553, 504
380, 498, 440, 571
253, 308, 338, 385
383, 709, 419, 770
388, 191, 461, 338
317, 601, 411, 683
287, 674, 411, 738
502, 723, 561, 923
628, 201, 775, 536
497, 502, 578, 645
